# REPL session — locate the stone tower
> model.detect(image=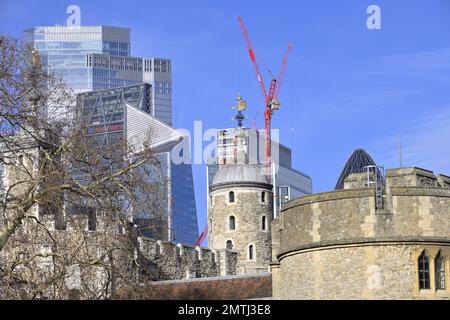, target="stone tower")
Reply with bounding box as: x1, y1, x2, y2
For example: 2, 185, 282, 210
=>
208, 164, 273, 274
271, 166, 450, 299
